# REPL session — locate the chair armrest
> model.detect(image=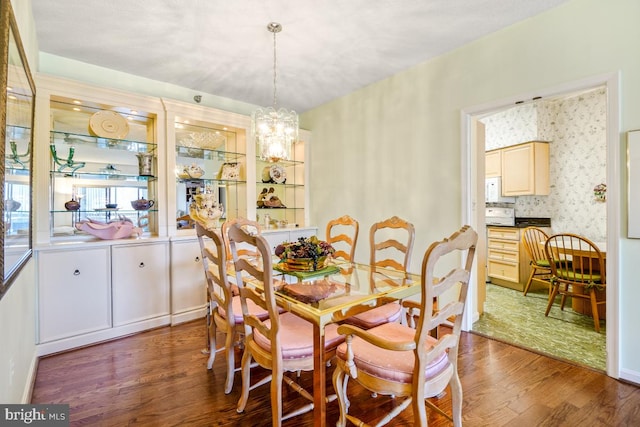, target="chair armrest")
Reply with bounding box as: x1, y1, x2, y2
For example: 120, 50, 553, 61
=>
337, 324, 416, 351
